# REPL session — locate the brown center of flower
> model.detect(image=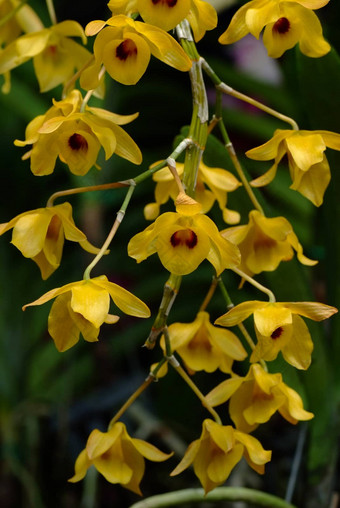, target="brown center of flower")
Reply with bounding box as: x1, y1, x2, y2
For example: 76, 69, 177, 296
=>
152, 0, 177, 6
46, 215, 62, 240
68, 133, 88, 152
116, 39, 138, 61
254, 235, 276, 251
273, 17, 290, 34
47, 45, 58, 55
170, 229, 198, 249
271, 327, 283, 339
